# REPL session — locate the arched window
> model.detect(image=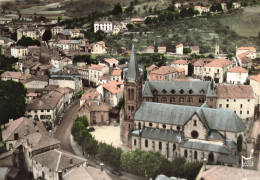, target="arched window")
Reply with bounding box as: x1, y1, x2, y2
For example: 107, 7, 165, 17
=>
131, 106, 134, 111
208, 152, 214, 162
128, 89, 131, 100
173, 144, 176, 151
194, 151, 198, 160
159, 142, 162, 150
134, 139, 136, 146
138, 122, 141, 129
145, 140, 148, 147
131, 89, 134, 100
184, 149, 188, 158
